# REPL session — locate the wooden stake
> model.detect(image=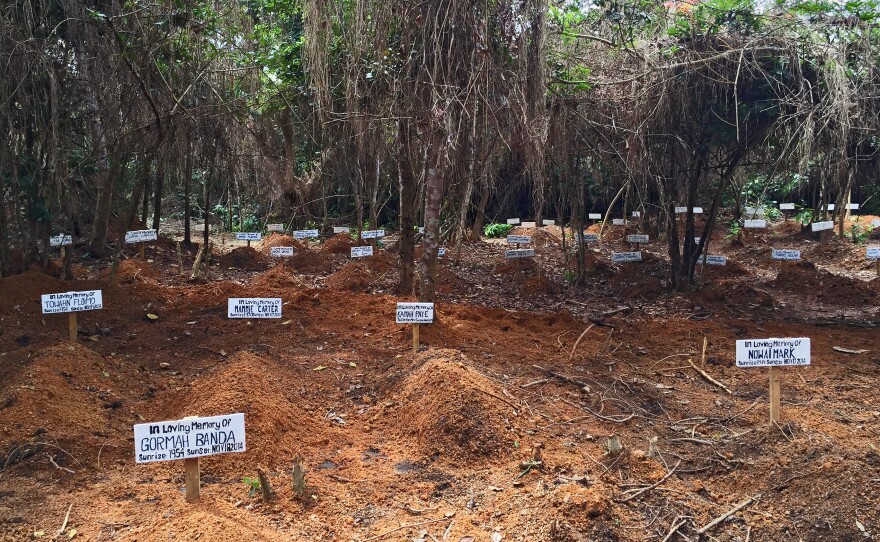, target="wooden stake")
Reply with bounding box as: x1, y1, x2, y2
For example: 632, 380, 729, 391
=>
139, 242, 145, 260
701, 336, 708, 367
176, 241, 183, 274
412, 324, 420, 354
247, 240, 251, 248
68, 313, 77, 343
769, 367, 781, 422
184, 457, 200, 503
